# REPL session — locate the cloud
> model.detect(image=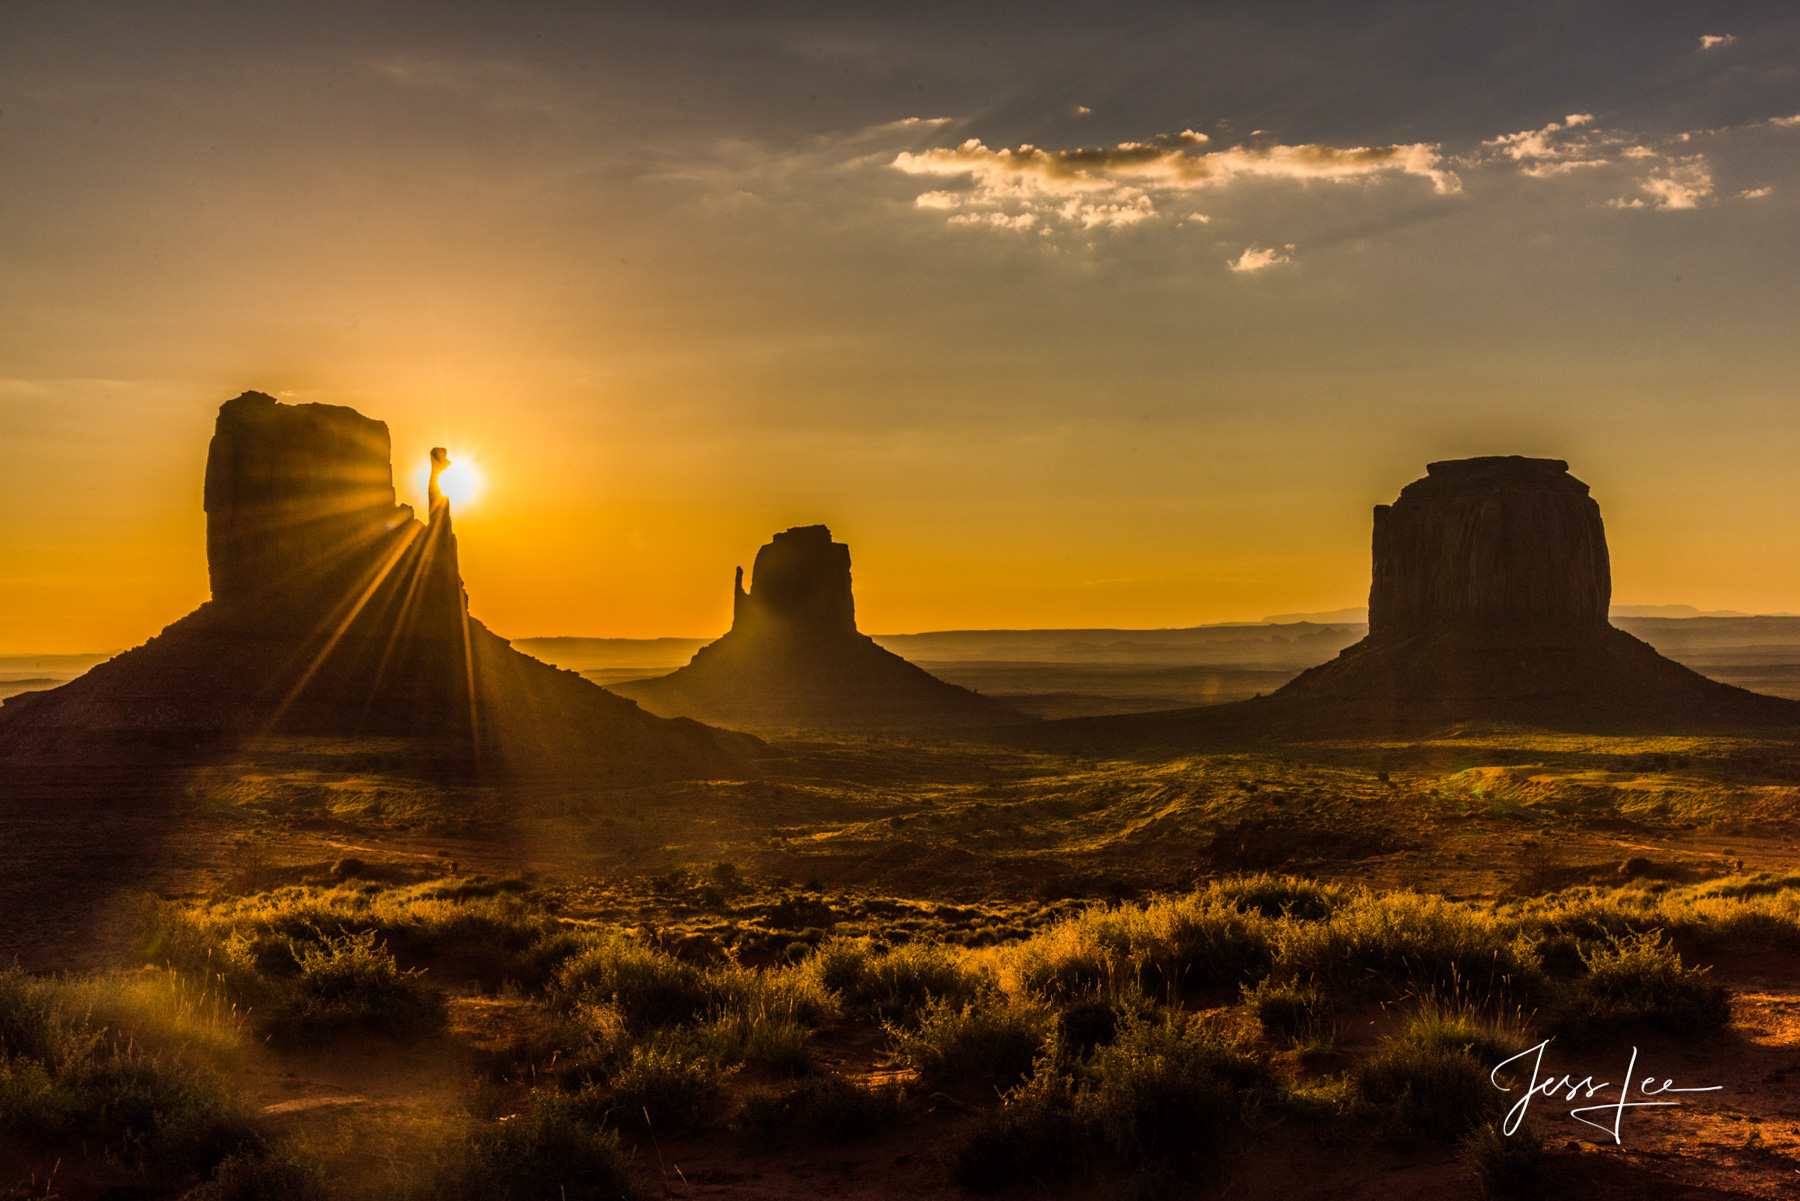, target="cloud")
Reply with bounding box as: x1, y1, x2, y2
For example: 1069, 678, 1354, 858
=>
1771, 115, 1800, 128
948, 211, 1040, 231
891, 131, 1457, 230
1229, 245, 1293, 272
1610, 157, 1713, 209
1477, 114, 1738, 212
1741, 186, 1774, 199
1699, 34, 1737, 49
1481, 115, 1606, 173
